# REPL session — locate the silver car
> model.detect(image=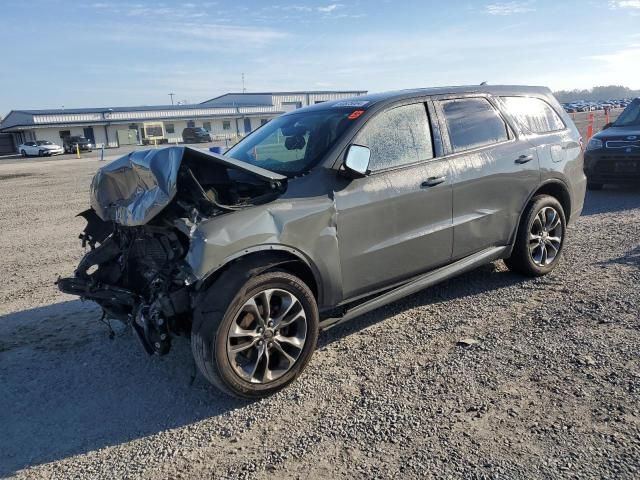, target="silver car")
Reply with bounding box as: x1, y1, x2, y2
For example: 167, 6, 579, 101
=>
58, 85, 586, 398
